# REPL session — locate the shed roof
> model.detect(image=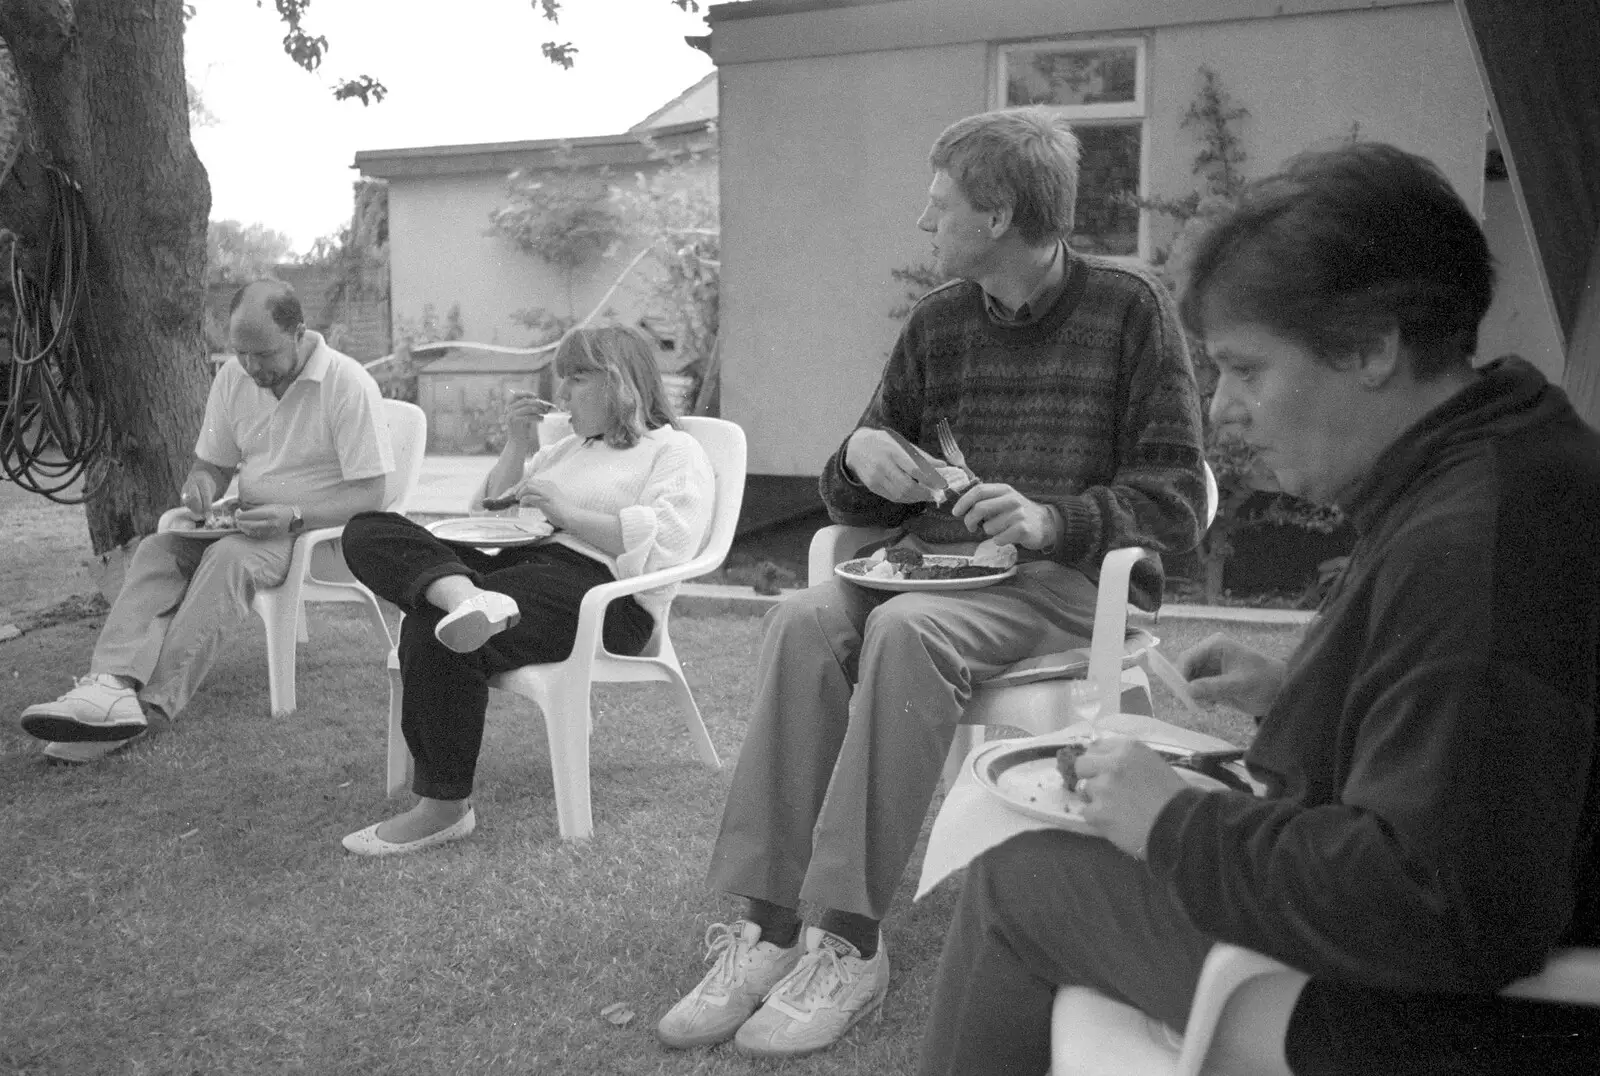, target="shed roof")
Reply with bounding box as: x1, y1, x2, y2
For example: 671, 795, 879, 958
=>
415, 351, 554, 375
354, 119, 715, 180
